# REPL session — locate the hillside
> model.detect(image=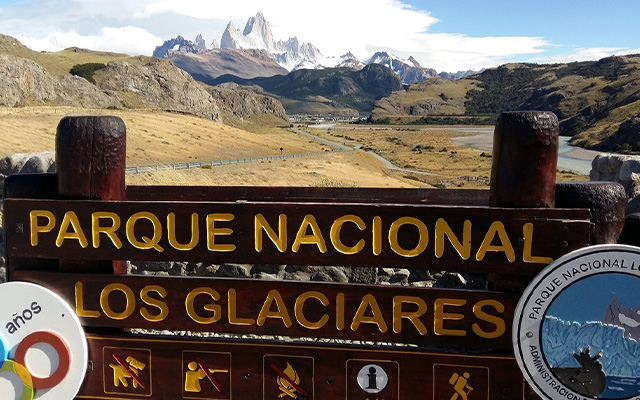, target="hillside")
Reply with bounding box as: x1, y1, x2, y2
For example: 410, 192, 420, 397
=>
166, 48, 288, 80
211, 64, 403, 115
372, 55, 640, 152
0, 34, 288, 124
